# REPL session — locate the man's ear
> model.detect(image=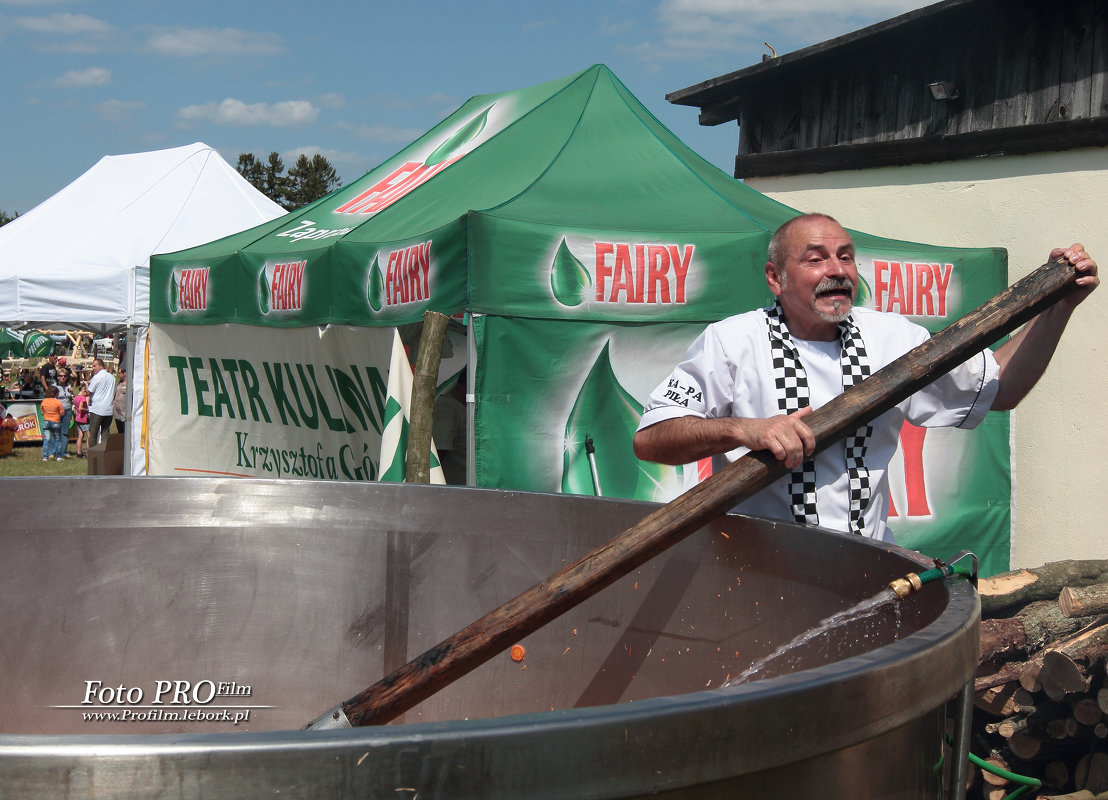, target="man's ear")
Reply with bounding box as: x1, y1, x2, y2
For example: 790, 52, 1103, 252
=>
765, 261, 784, 296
